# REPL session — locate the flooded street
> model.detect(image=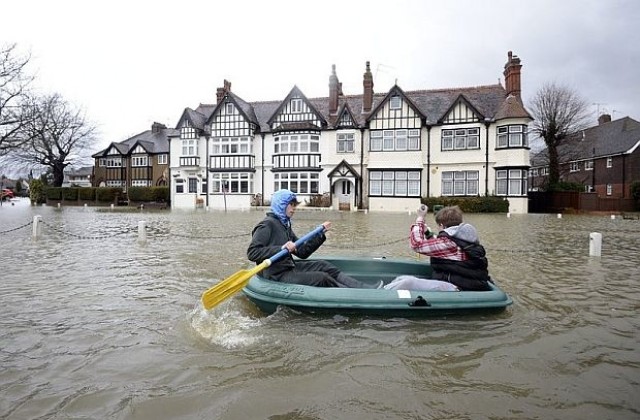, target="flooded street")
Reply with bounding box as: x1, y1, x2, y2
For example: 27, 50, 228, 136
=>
1, 199, 639, 419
